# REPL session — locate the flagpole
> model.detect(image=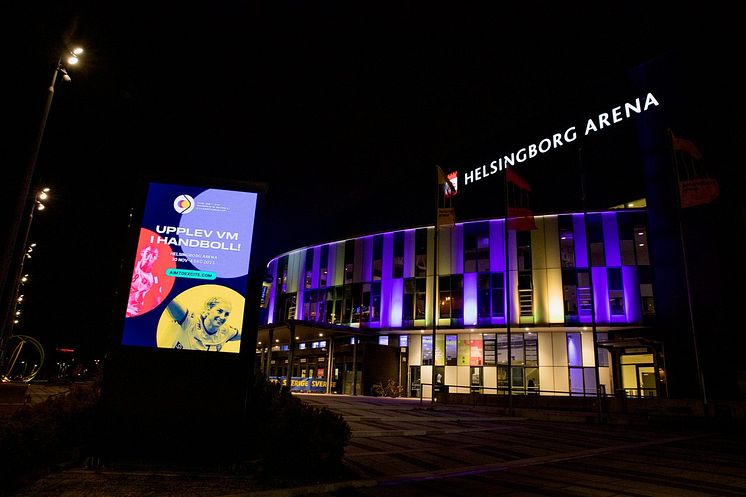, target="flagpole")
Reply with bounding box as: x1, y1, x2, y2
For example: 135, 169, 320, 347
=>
504, 167, 513, 415
432, 166, 439, 402
578, 146, 603, 422
667, 130, 707, 409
